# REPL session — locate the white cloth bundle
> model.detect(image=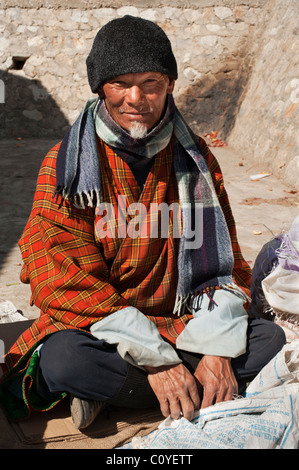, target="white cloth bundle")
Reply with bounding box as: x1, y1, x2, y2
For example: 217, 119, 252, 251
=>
262, 216, 299, 341
125, 340, 299, 449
